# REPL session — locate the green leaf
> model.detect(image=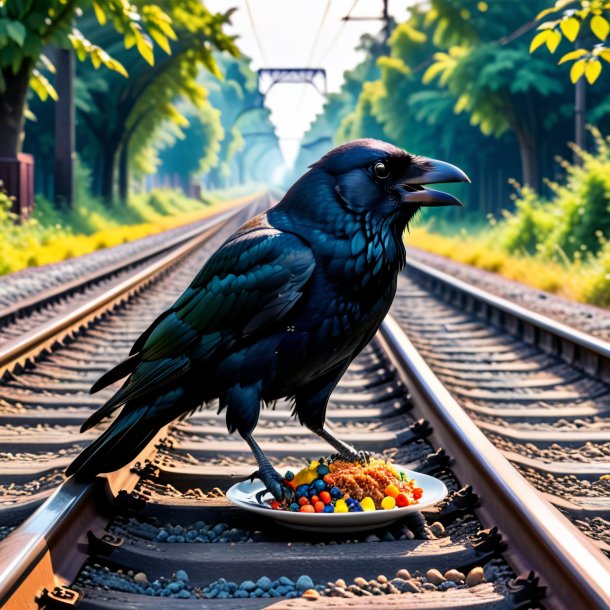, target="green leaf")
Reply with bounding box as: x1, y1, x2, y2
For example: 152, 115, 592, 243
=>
93, 1, 107, 26
530, 30, 550, 53
546, 29, 562, 53
560, 17, 580, 42
136, 33, 154, 65
585, 59, 602, 83
106, 58, 128, 78
536, 7, 559, 20
30, 68, 58, 101
570, 58, 586, 83
591, 15, 610, 41
150, 29, 171, 55
558, 48, 588, 64
6, 20, 26, 46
